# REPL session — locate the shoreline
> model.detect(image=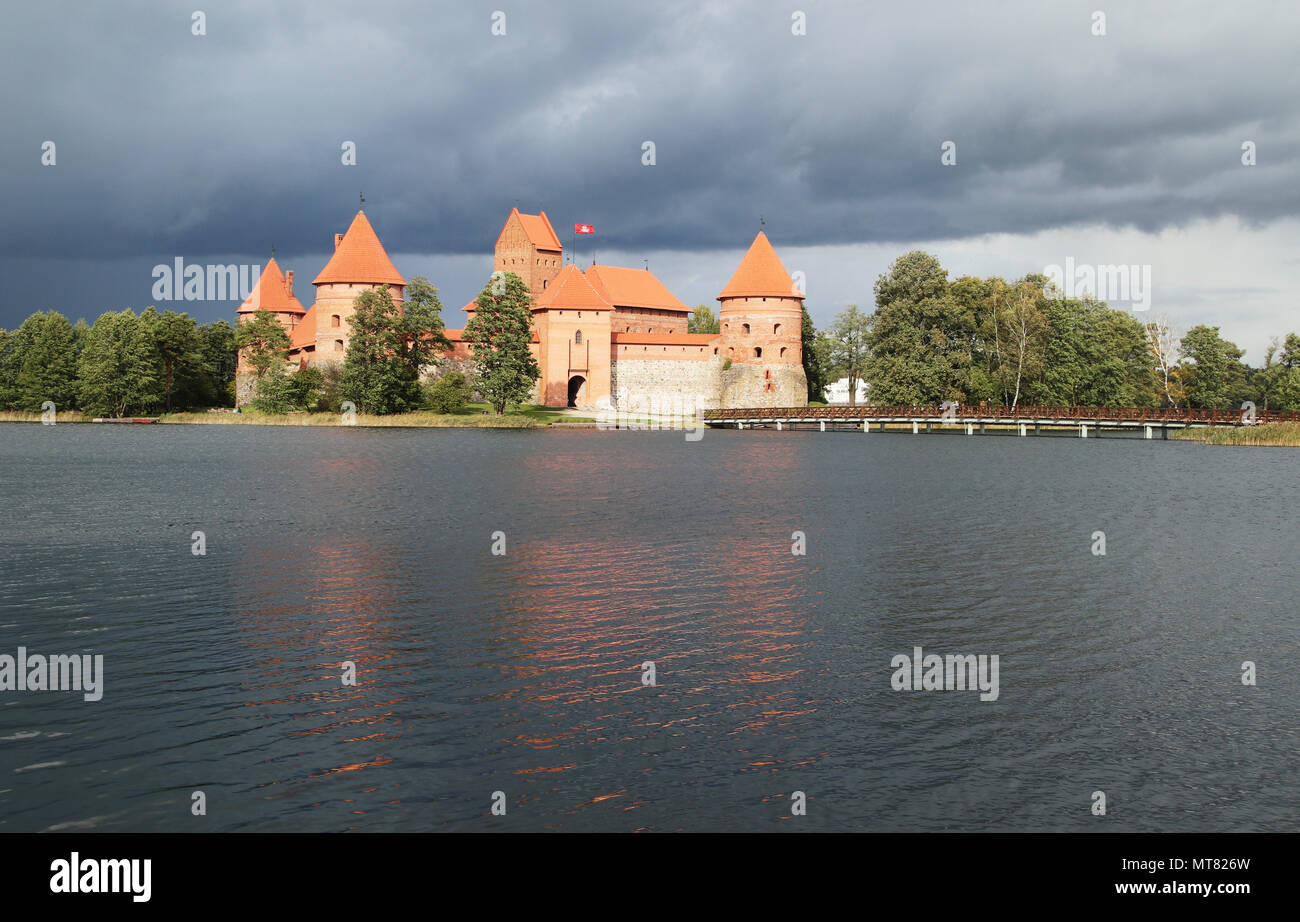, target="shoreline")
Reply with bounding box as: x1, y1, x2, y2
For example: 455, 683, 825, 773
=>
1171, 422, 1300, 447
